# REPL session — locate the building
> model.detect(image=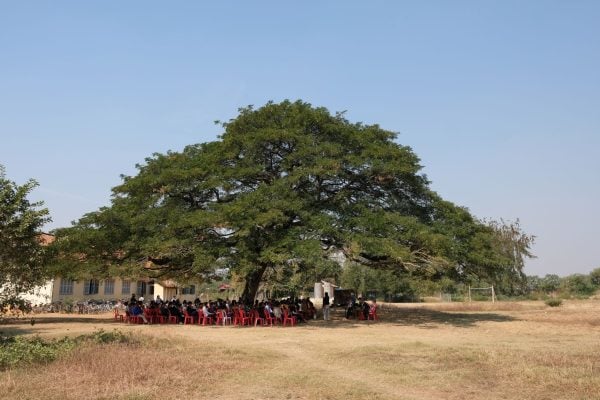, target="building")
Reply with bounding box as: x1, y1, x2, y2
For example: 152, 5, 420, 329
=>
49, 277, 202, 303
24, 234, 209, 304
